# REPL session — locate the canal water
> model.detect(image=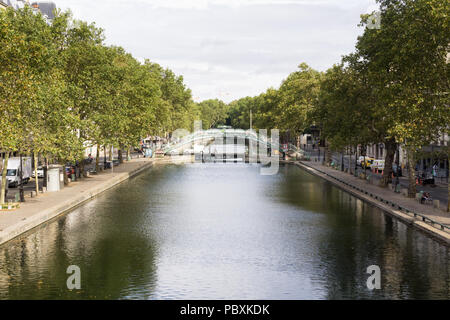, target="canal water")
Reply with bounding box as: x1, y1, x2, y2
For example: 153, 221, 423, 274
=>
0, 163, 449, 299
